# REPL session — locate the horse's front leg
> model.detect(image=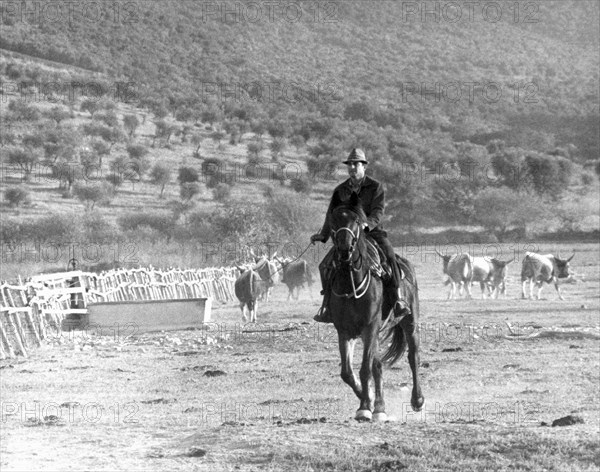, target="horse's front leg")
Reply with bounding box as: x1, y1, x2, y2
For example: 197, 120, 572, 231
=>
338, 334, 361, 399
401, 316, 424, 412
356, 323, 378, 421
